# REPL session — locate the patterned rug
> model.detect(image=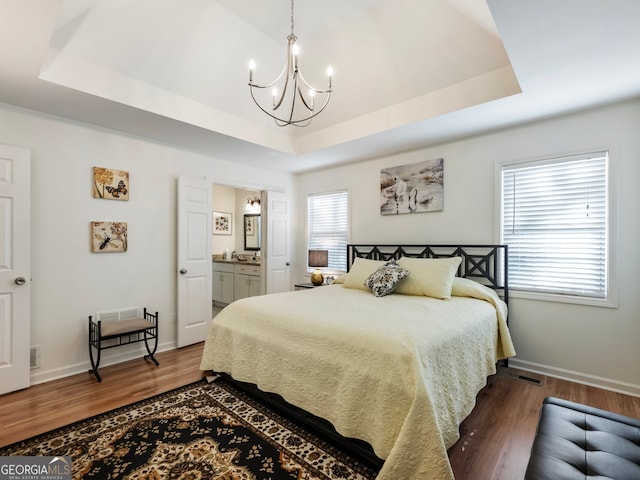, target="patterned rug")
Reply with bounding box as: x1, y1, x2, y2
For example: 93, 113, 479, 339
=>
0, 377, 380, 479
